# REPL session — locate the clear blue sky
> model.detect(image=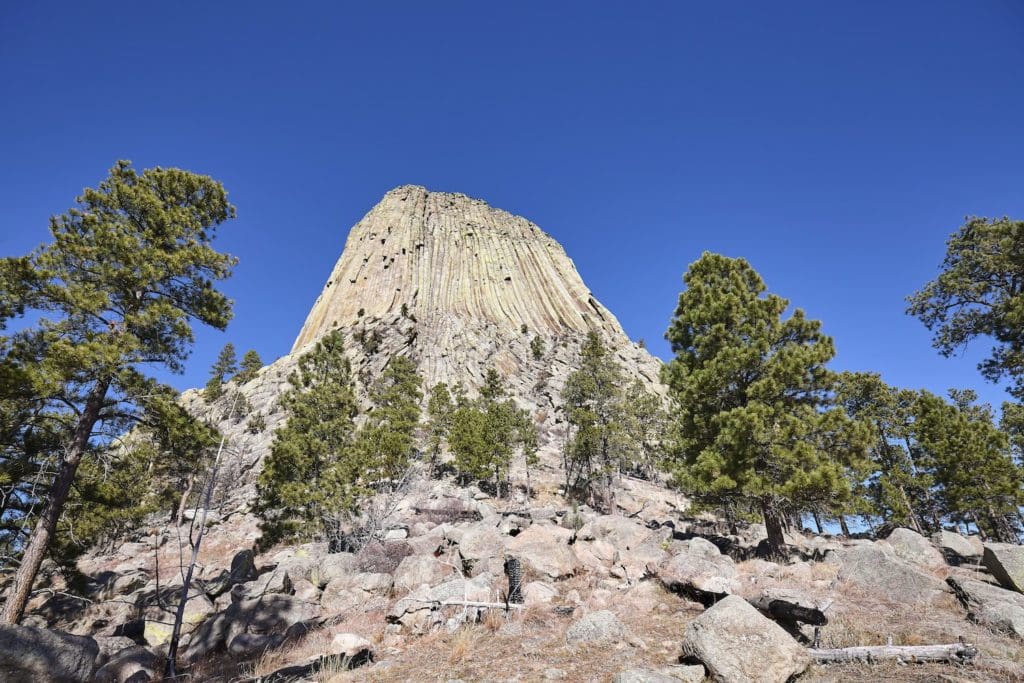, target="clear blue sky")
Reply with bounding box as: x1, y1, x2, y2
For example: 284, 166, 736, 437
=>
3, 2, 1023, 409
